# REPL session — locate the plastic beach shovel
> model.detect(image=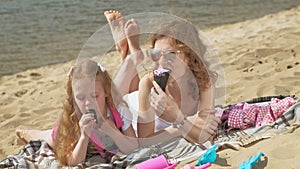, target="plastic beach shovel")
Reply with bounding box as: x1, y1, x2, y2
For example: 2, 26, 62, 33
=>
135, 155, 178, 169
196, 144, 218, 166
239, 152, 265, 169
